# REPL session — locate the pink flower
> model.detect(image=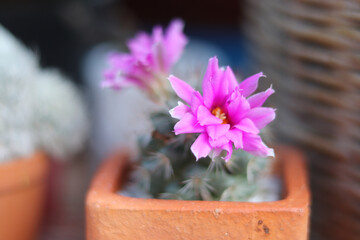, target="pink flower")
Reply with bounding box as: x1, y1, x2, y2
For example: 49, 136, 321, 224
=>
102, 19, 187, 97
169, 57, 275, 161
